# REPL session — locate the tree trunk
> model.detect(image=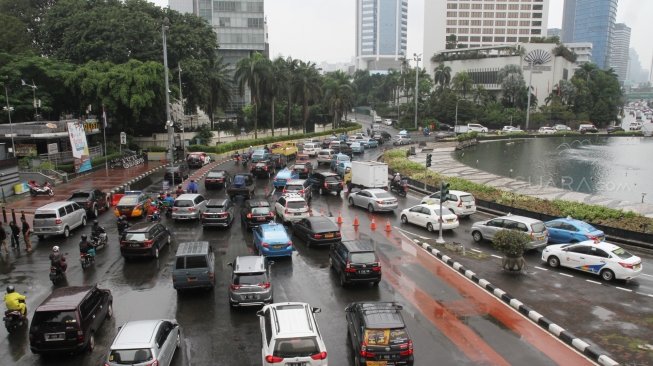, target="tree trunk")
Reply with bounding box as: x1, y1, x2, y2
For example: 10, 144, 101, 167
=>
254, 102, 258, 139
302, 101, 308, 134
271, 97, 275, 137
501, 256, 526, 272
287, 91, 292, 135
